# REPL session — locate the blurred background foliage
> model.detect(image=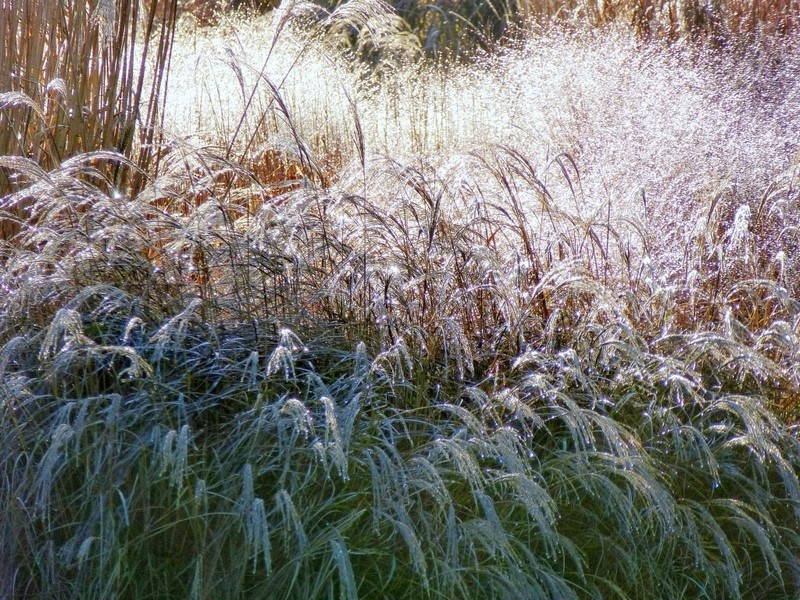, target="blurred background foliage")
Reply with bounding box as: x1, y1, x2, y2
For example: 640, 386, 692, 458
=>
175, 0, 800, 59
